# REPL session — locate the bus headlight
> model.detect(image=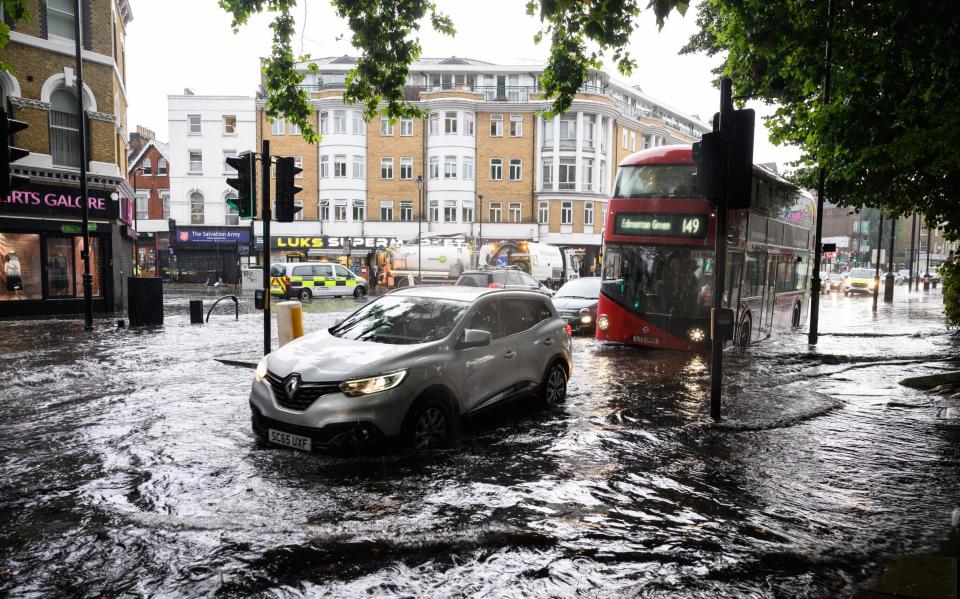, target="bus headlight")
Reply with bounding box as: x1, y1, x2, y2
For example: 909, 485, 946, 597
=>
597, 314, 610, 331
688, 328, 706, 342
